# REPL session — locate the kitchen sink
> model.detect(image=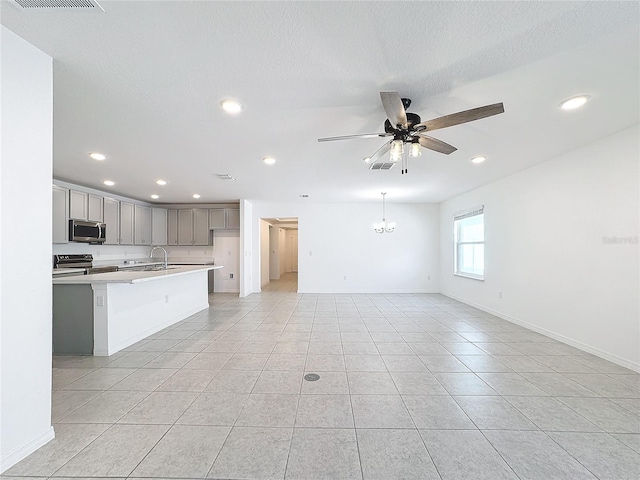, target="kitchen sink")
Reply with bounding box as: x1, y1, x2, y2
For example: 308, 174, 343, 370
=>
127, 265, 179, 272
